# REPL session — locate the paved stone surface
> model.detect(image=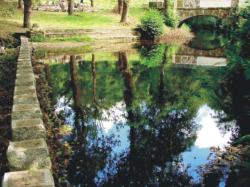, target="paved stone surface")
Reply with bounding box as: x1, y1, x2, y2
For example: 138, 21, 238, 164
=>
7, 139, 51, 171
2, 169, 55, 187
